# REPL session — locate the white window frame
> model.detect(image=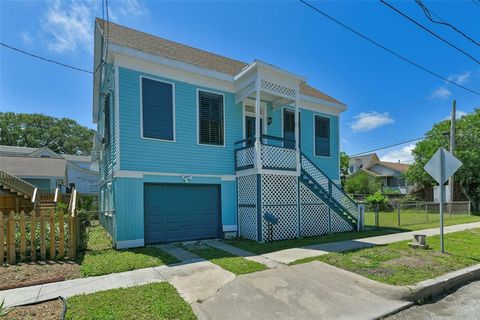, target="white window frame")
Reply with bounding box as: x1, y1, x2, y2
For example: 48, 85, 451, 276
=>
139, 75, 176, 142
242, 99, 267, 140
197, 88, 226, 147
313, 113, 331, 158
